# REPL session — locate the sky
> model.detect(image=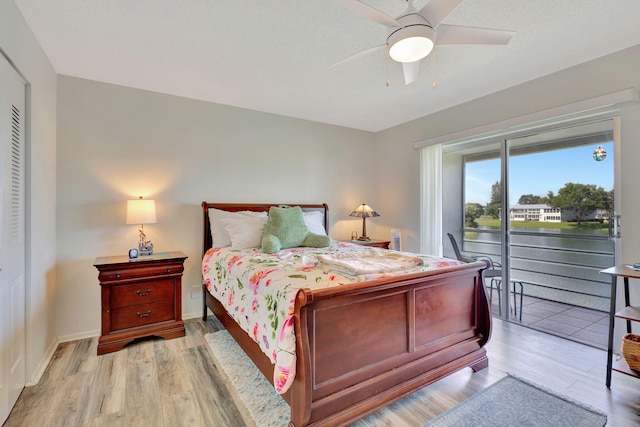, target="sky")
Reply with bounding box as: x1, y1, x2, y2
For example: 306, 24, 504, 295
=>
465, 142, 614, 206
